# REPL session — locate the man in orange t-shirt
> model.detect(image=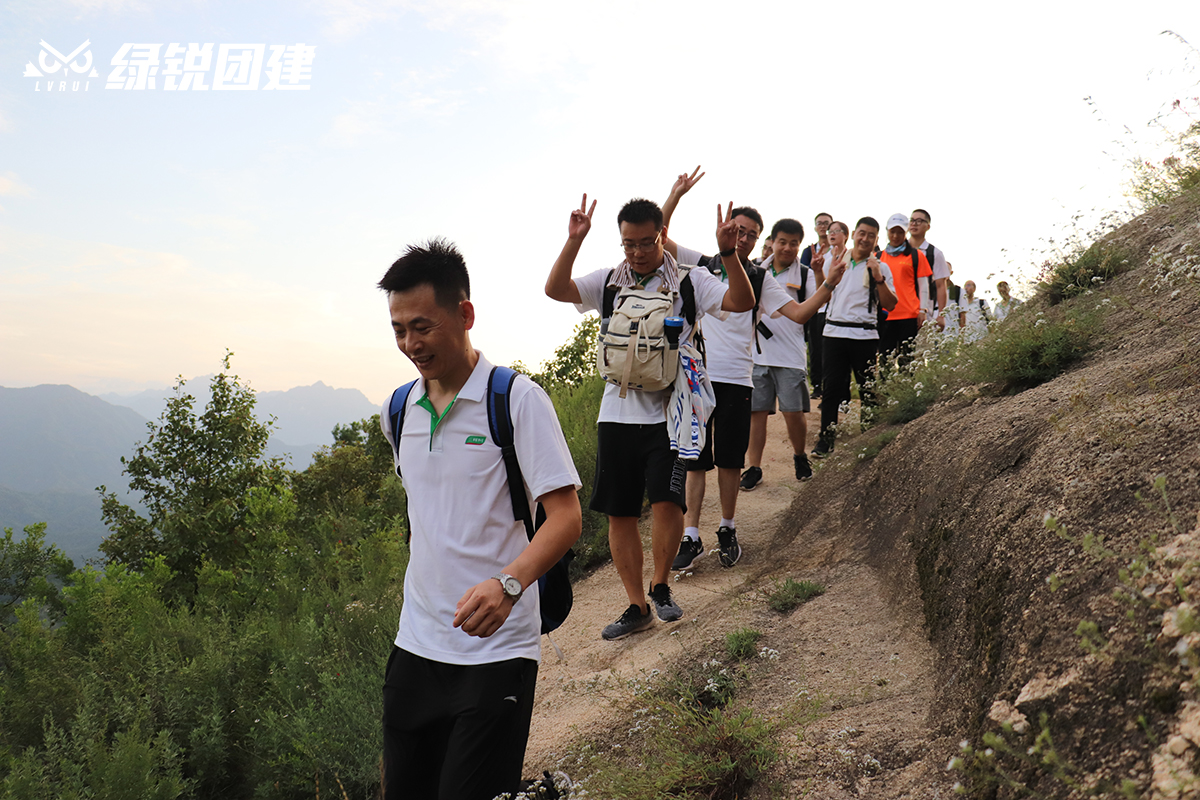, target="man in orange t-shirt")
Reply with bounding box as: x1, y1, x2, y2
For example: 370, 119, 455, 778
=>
878, 212, 931, 364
